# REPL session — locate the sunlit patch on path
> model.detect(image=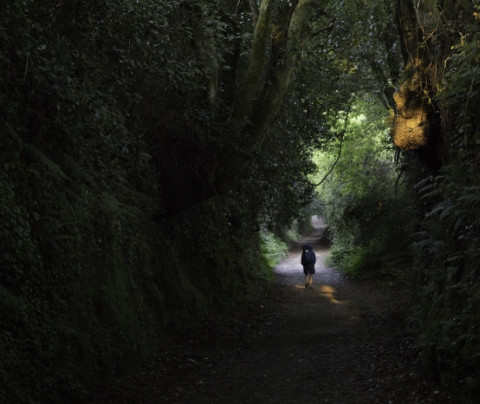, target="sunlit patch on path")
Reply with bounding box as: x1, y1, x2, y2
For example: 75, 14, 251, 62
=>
314, 285, 344, 304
